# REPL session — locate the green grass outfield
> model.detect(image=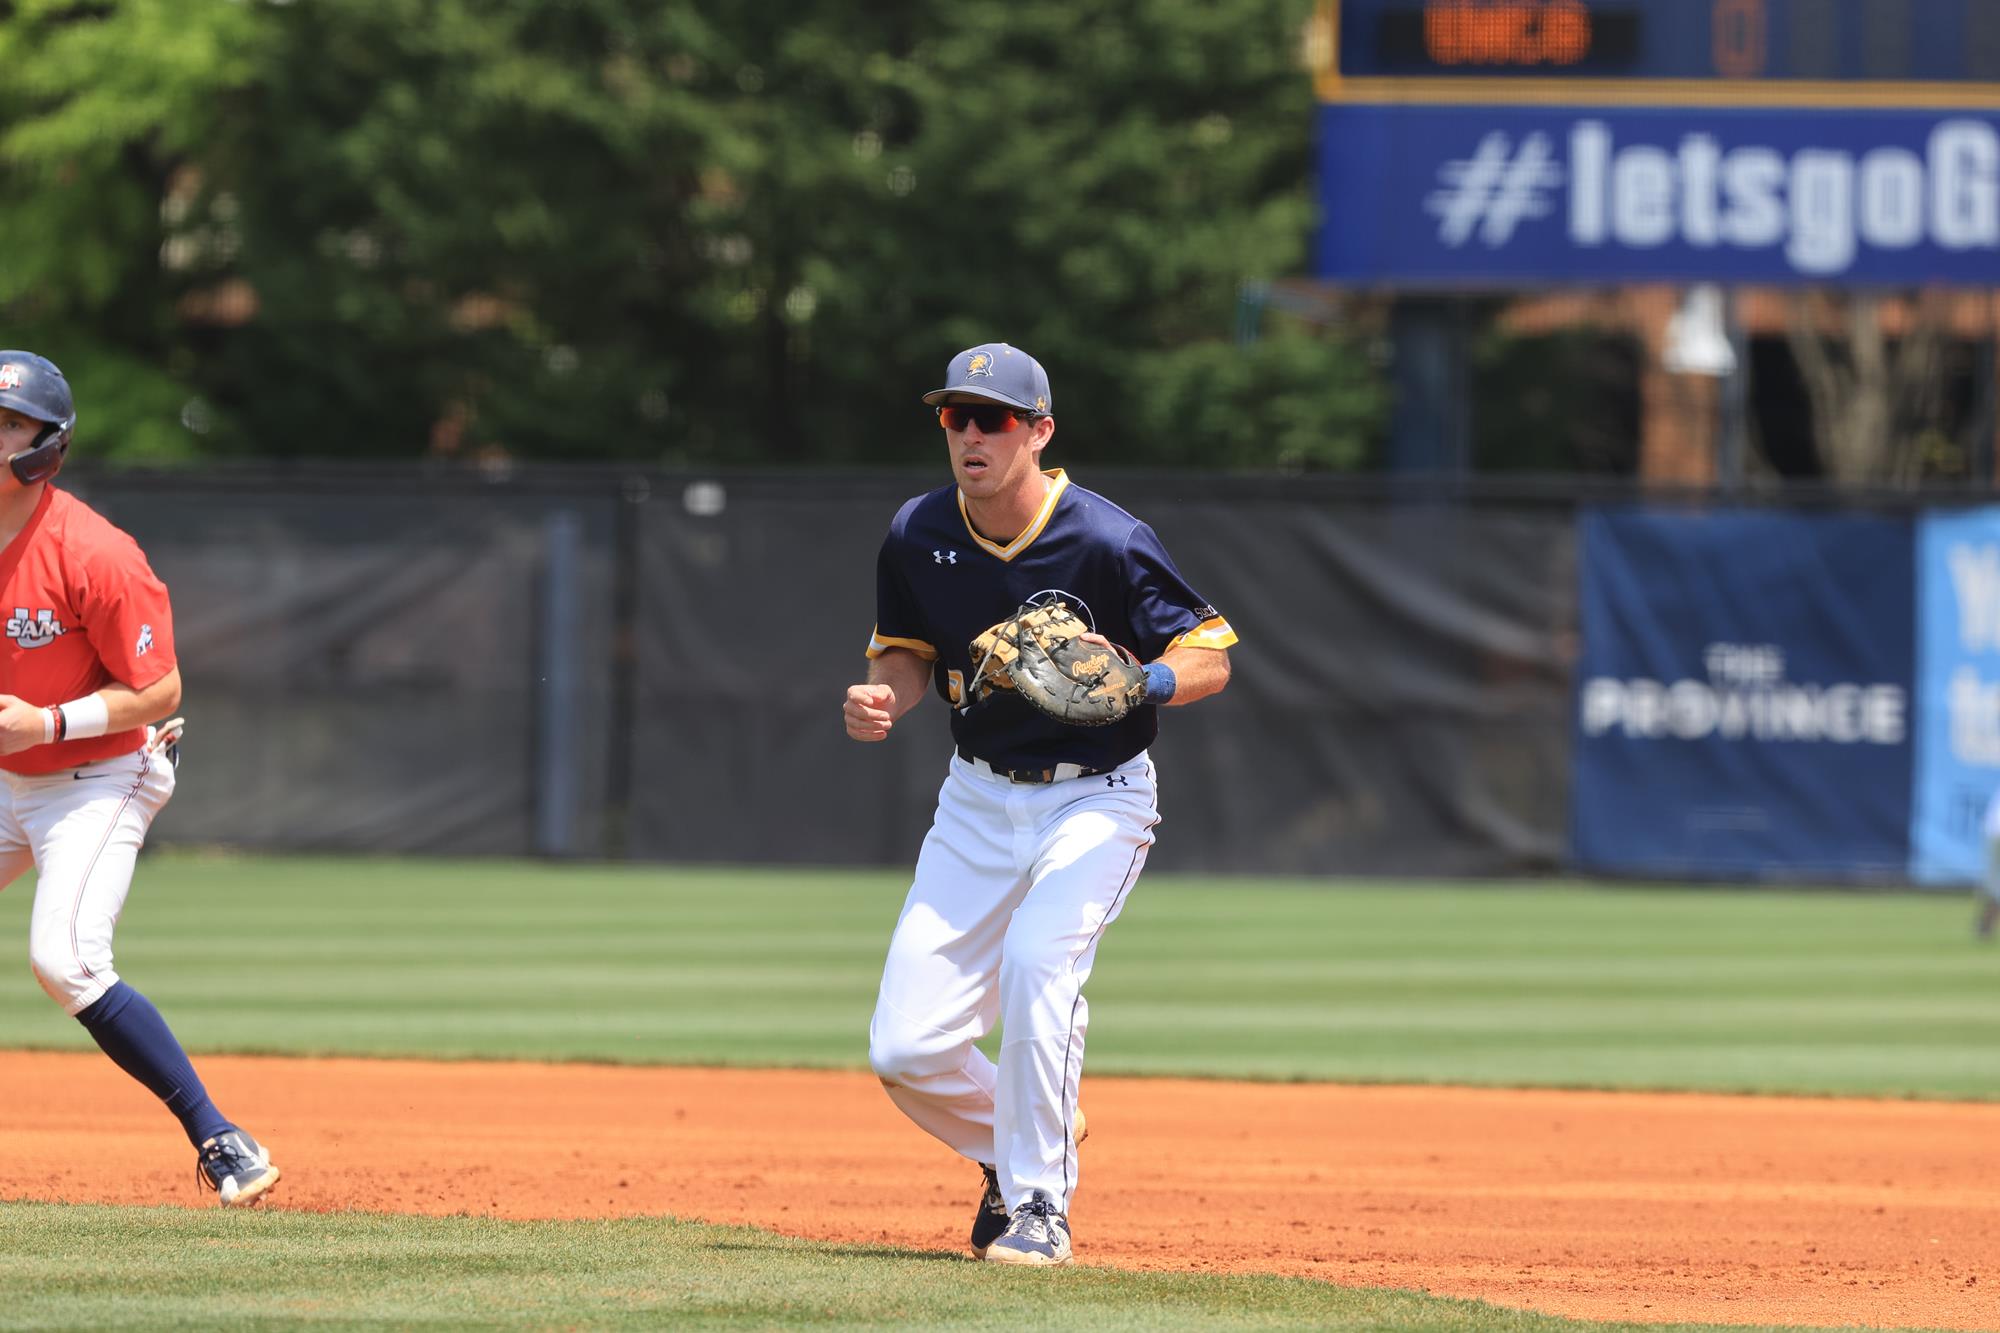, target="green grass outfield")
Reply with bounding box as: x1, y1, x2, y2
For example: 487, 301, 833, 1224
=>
0, 853, 1992, 1330
0, 853, 1991, 1098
